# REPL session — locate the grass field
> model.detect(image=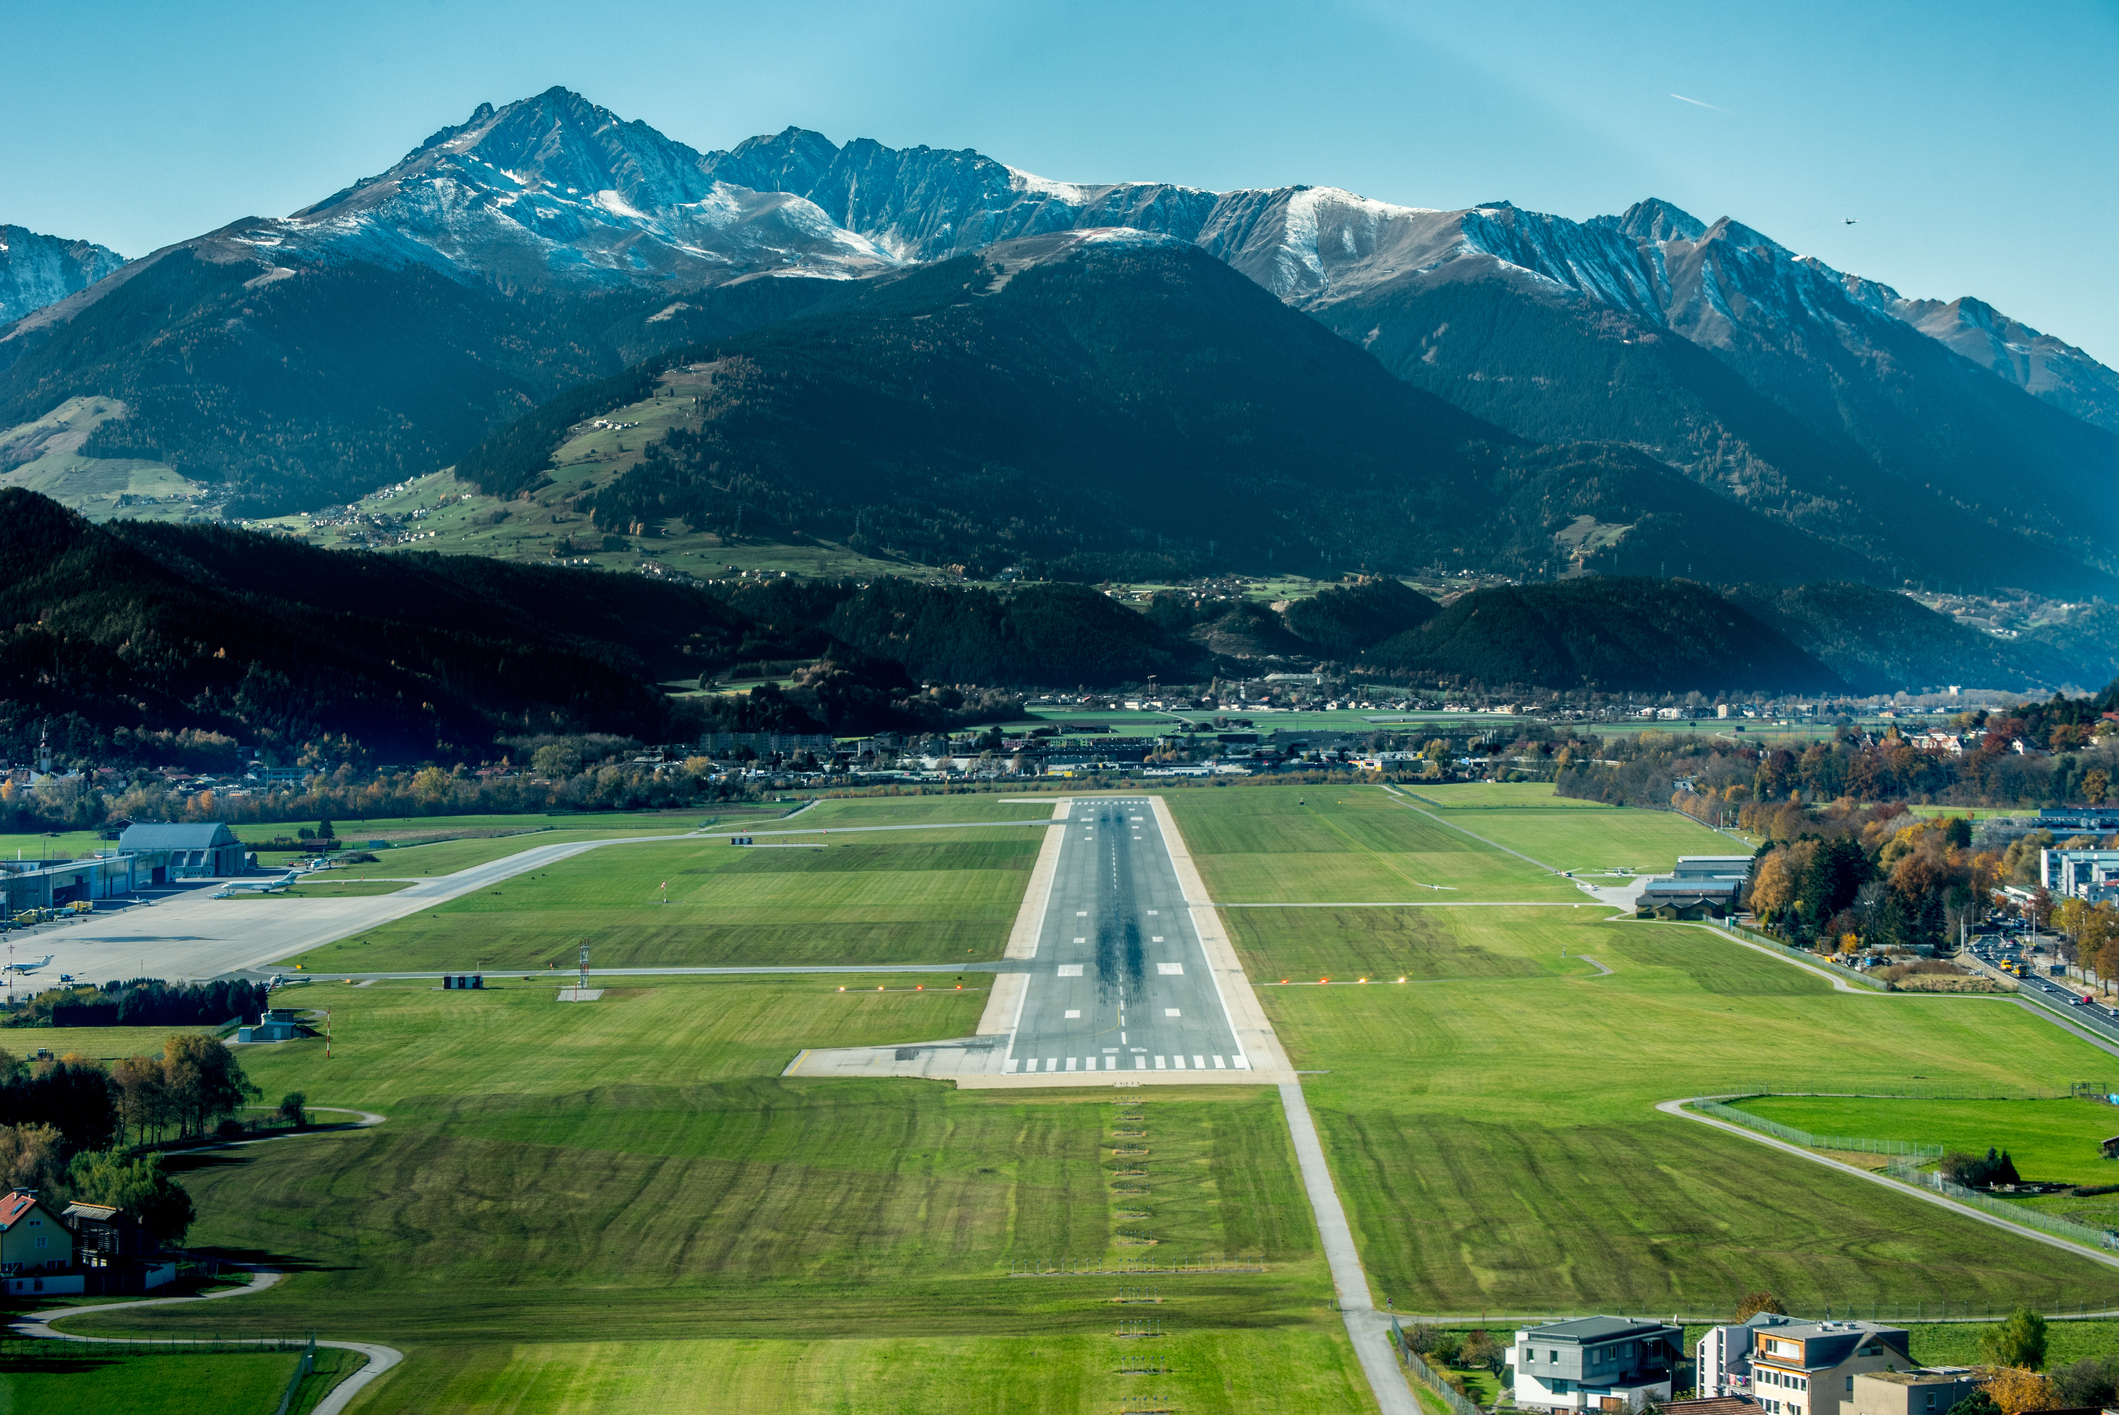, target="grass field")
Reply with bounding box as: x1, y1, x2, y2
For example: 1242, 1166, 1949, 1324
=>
1153, 787, 2119, 1315
320, 828, 701, 881
69, 976, 1359, 1412
794, 796, 1061, 825
232, 879, 411, 899
0, 1344, 360, 1414
1732, 1096, 2119, 1187
1168, 788, 1579, 904
1396, 784, 1609, 810
0, 1024, 211, 1061
1254, 914, 2119, 1313
287, 825, 1046, 972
